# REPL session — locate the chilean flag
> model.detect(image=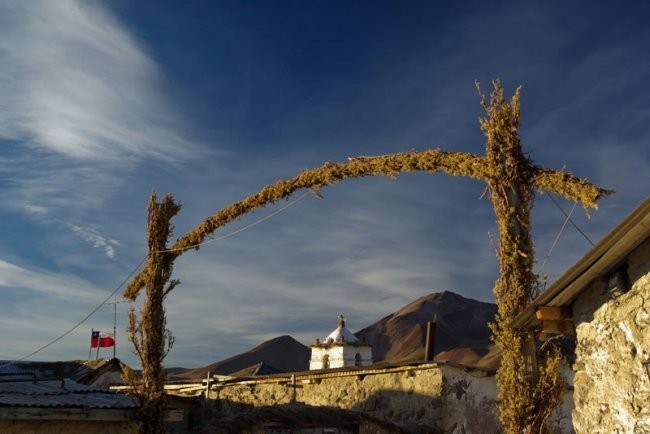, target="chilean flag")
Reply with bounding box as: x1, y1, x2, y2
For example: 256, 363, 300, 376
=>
91, 330, 115, 348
